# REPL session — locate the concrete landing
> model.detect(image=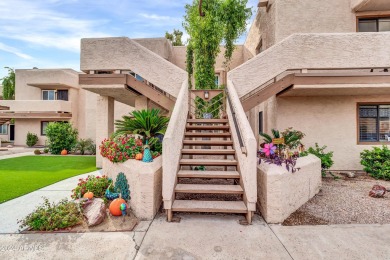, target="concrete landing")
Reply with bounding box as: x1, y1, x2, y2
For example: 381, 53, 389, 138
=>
136, 214, 292, 260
